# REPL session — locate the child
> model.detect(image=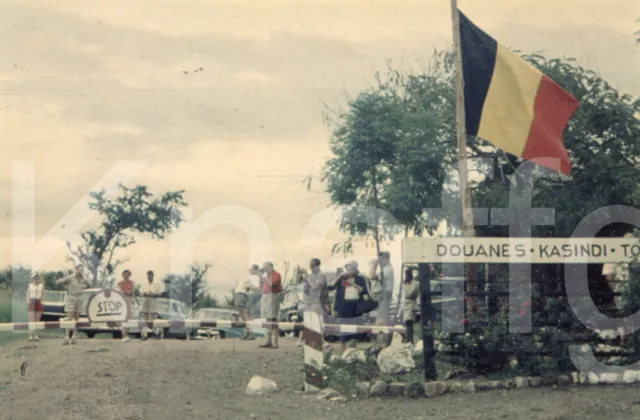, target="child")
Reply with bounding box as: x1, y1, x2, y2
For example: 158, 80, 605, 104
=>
26, 273, 45, 341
